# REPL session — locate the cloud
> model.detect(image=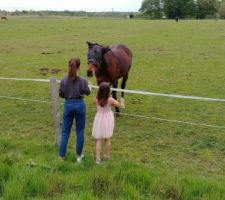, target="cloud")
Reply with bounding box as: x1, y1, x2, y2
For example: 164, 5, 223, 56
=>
0, 0, 142, 12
